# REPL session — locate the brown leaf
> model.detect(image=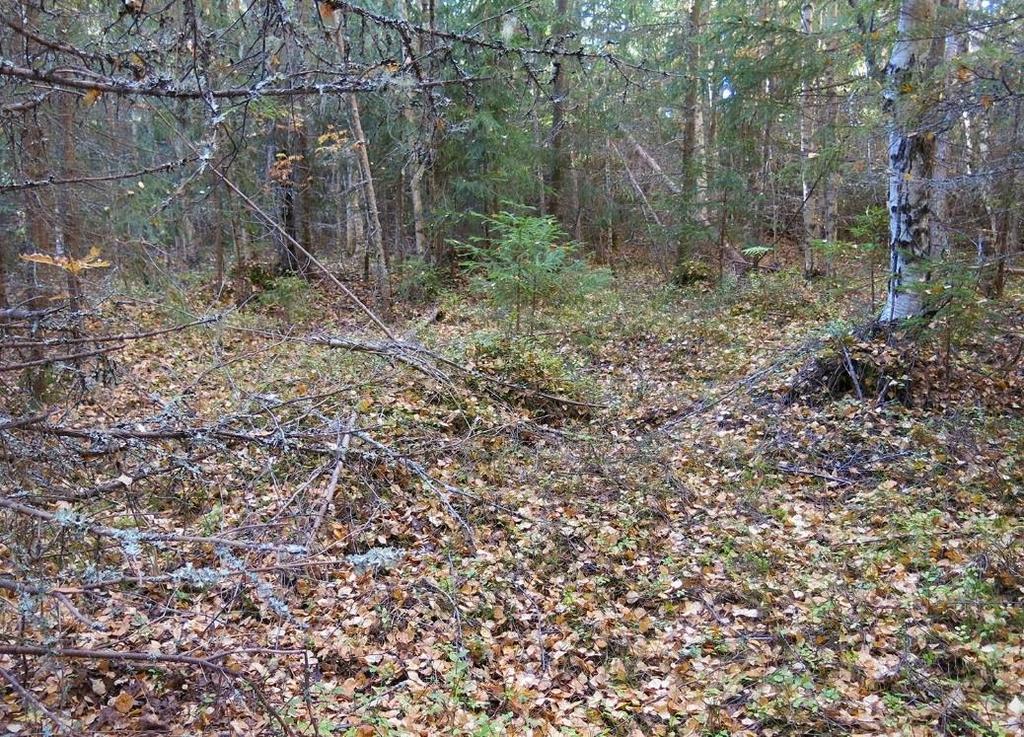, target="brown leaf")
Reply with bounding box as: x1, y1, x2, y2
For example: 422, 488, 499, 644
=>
112, 691, 135, 715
